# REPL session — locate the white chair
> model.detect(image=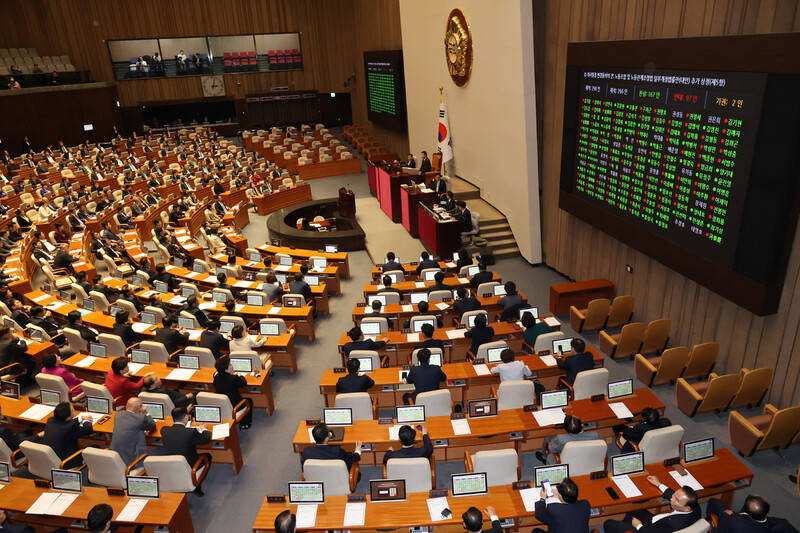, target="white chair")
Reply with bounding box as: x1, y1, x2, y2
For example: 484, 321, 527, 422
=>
195, 392, 250, 424
385, 457, 435, 492
475, 282, 499, 297
637, 425, 685, 464
81, 382, 122, 410
42, 264, 75, 290
462, 211, 481, 243
410, 347, 444, 366
83, 448, 142, 488
282, 293, 307, 307
184, 347, 216, 368
379, 292, 401, 304
409, 315, 439, 331
19, 442, 78, 479
139, 340, 174, 364
230, 350, 269, 370
35, 373, 84, 403
360, 317, 389, 333
89, 290, 111, 313
62, 327, 88, 354
415, 389, 452, 417
179, 311, 201, 329
495, 380, 535, 411
473, 340, 508, 360
428, 290, 451, 302
115, 298, 138, 318
557, 440, 608, 476
0, 439, 24, 473
675, 520, 711, 533
349, 350, 385, 370
144, 306, 166, 324
459, 310, 488, 327
465, 449, 520, 486
98, 333, 130, 358
302, 459, 357, 496
561, 368, 609, 401
138, 391, 176, 414
335, 393, 377, 421
533, 331, 567, 354
143, 455, 209, 493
